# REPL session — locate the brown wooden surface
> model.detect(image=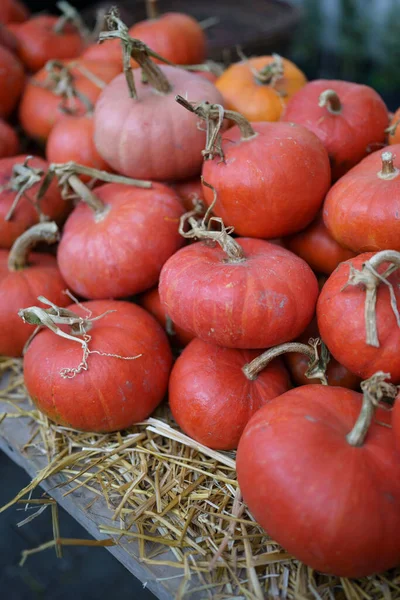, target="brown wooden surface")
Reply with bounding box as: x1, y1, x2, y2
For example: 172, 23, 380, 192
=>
0, 395, 188, 600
